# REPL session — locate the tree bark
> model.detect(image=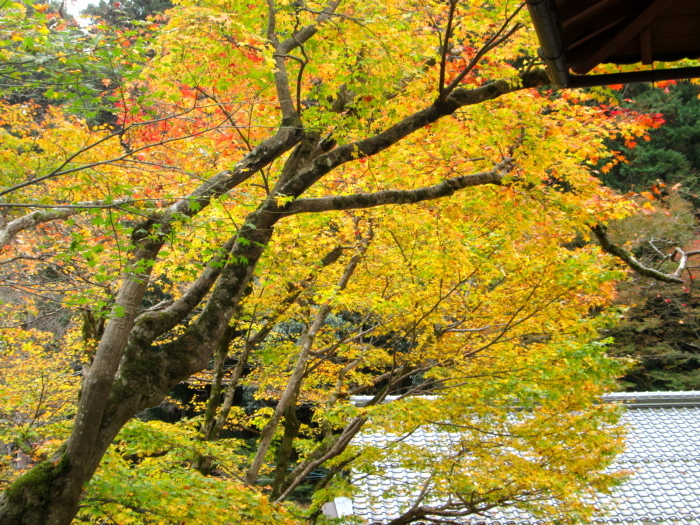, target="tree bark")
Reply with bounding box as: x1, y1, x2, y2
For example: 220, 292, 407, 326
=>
269, 388, 302, 500
194, 325, 236, 474
591, 224, 685, 283
0, 105, 305, 520
205, 244, 345, 443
